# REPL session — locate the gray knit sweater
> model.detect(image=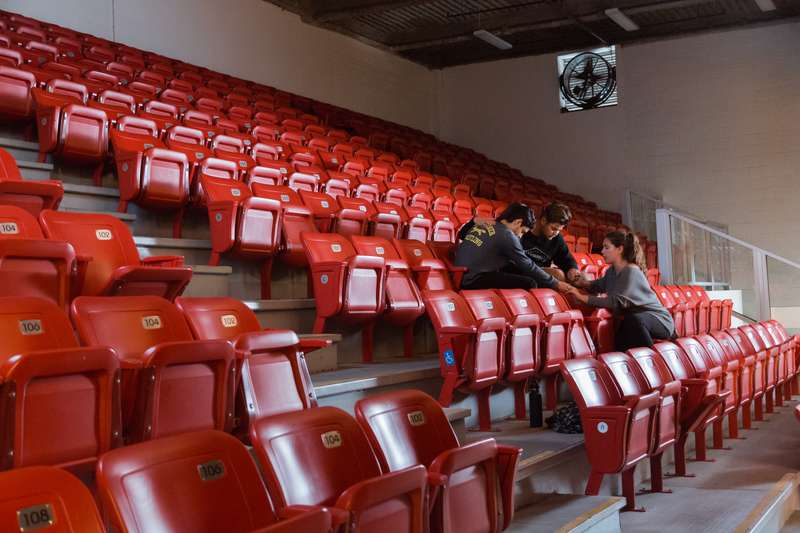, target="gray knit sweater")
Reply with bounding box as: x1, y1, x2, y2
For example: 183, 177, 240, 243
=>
587, 265, 675, 335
